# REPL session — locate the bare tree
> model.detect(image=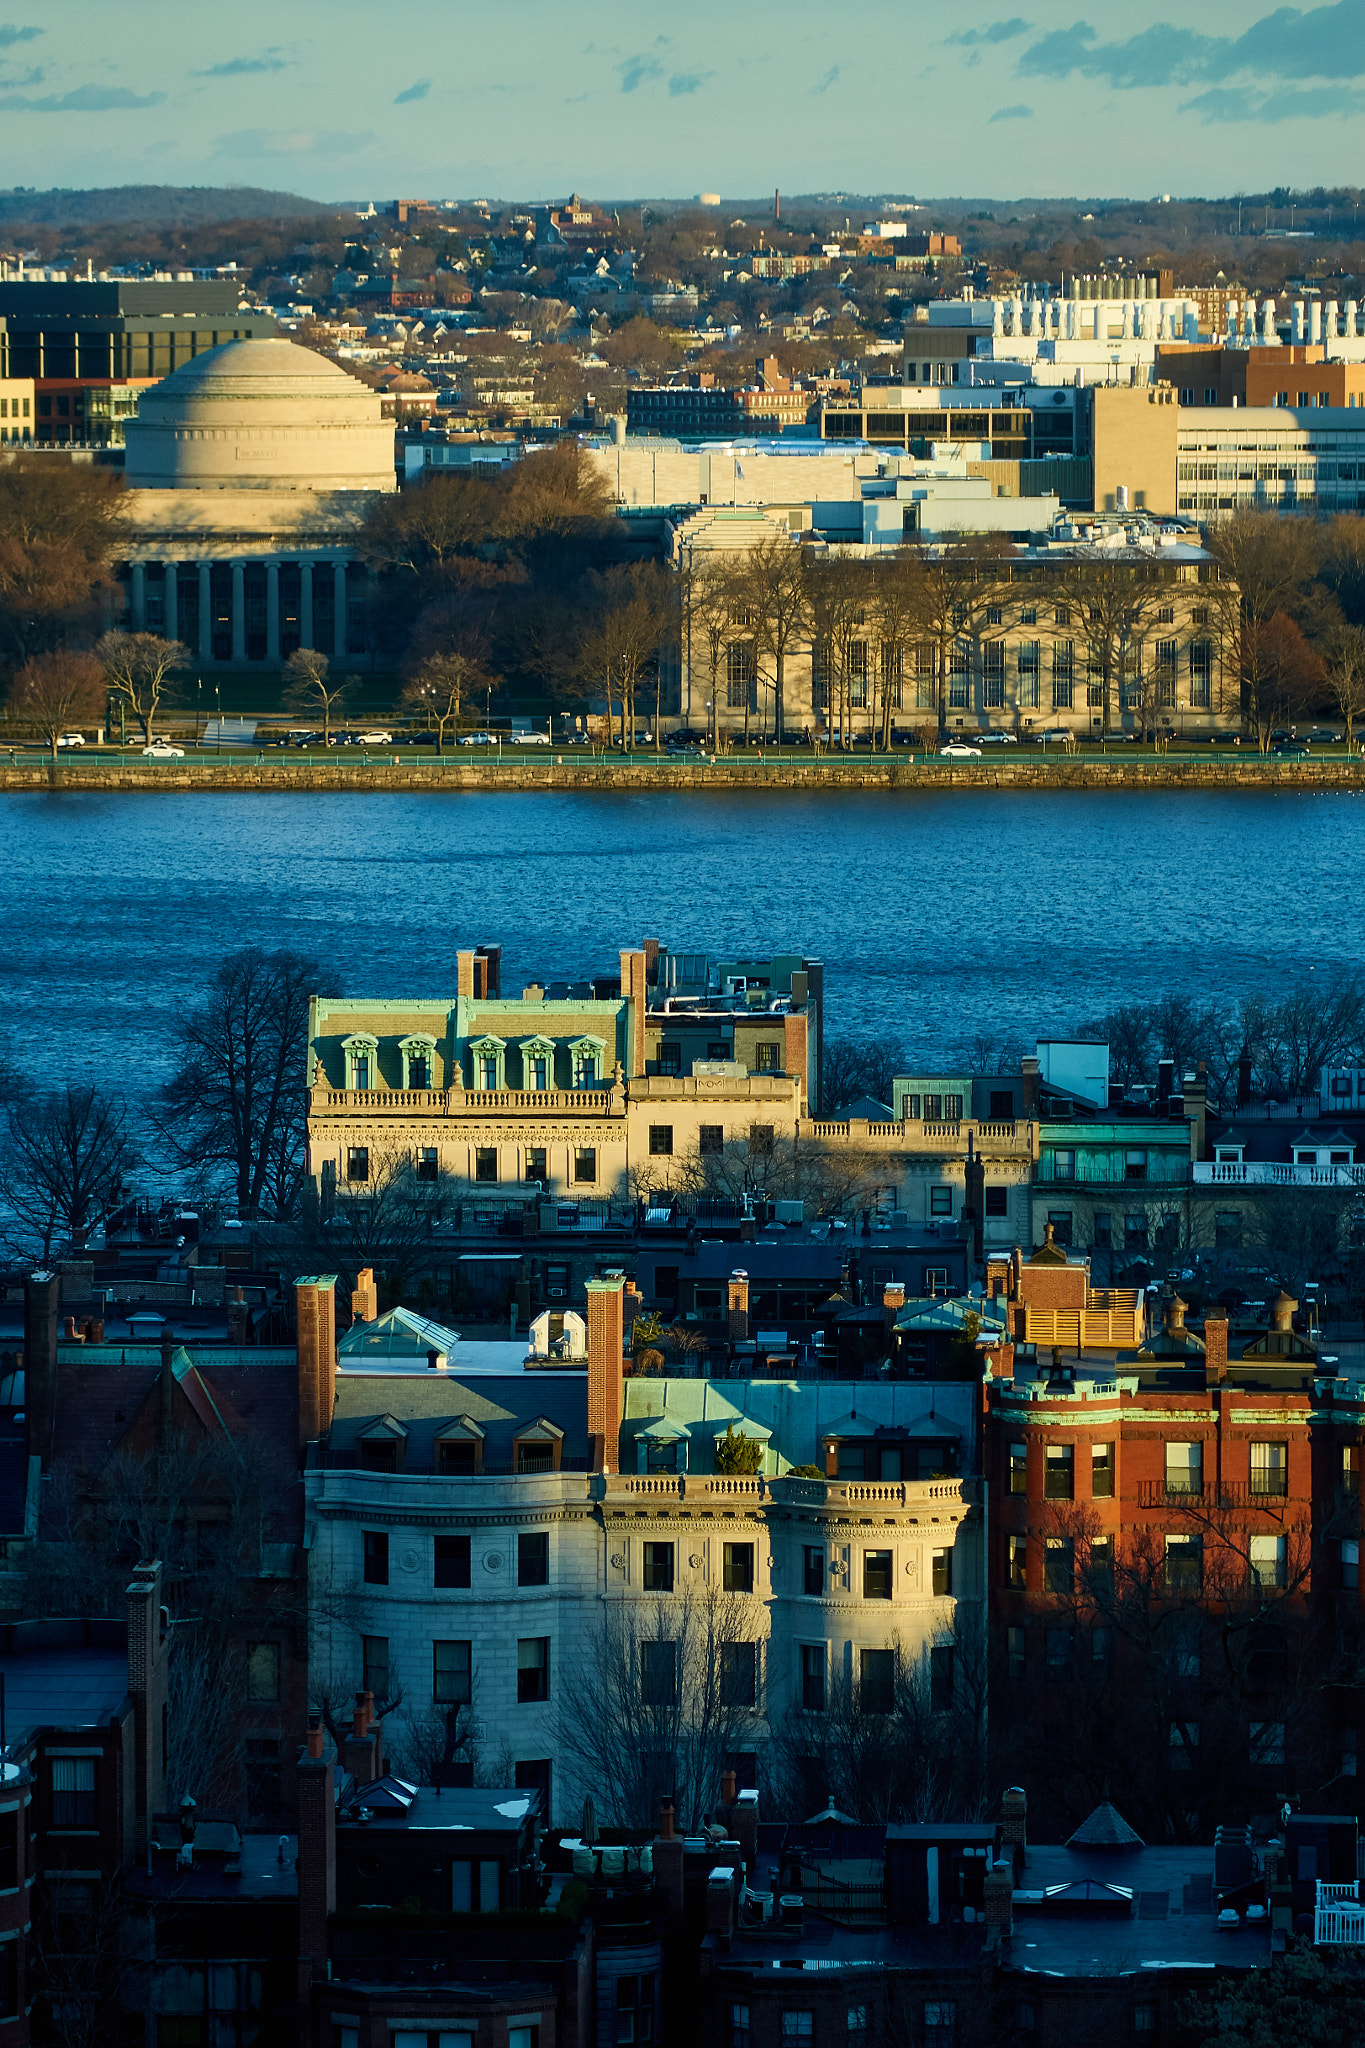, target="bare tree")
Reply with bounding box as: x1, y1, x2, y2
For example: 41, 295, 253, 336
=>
822, 1034, 907, 1112
1, 1081, 137, 1258
399, 644, 492, 749
154, 947, 336, 1219
1049, 554, 1166, 732
28, 1867, 129, 2048
731, 536, 811, 743
904, 538, 1007, 734
282, 647, 350, 744
95, 631, 189, 745
5, 649, 104, 756
804, 553, 867, 747
673, 1130, 885, 1219
1323, 621, 1365, 750
294, 1144, 458, 1297
0, 458, 125, 665
577, 563, 670, 746
559, 1584, 761, 1829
